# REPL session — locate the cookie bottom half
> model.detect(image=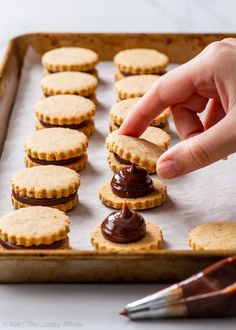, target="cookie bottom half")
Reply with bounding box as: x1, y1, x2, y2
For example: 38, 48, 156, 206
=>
99, 179, 167, 210
91, 221, 163, 252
